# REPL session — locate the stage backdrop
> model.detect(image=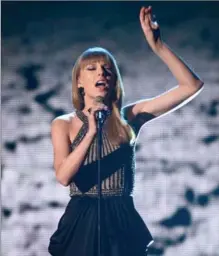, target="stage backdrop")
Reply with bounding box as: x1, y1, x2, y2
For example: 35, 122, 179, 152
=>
2, 2, 219, 256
